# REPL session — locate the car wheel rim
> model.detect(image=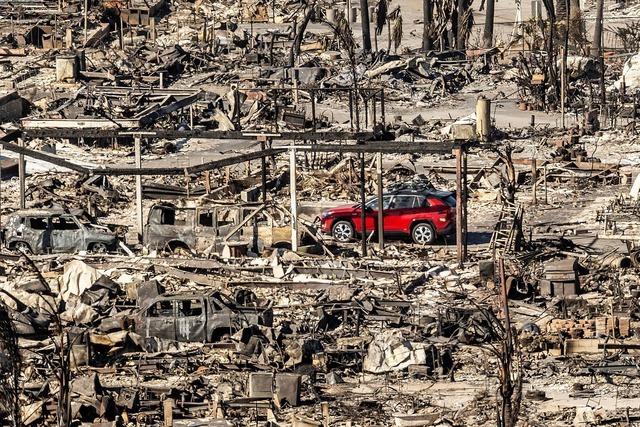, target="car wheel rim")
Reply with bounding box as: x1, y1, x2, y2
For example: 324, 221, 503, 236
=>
333, 223, 352, 241
414, 226, 432, 244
